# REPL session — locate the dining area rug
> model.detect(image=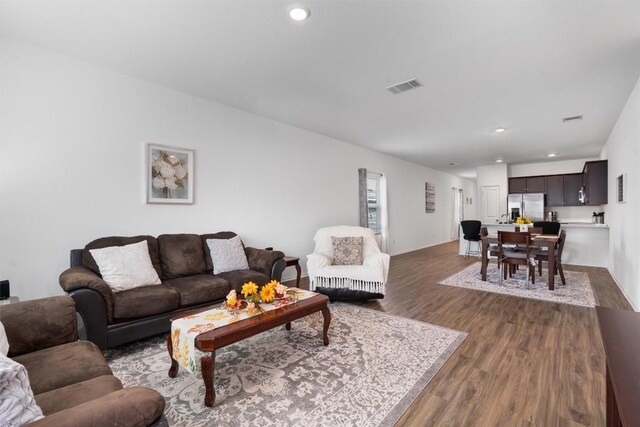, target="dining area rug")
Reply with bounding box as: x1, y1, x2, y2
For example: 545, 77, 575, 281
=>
106, 303, 466, 427
439, 262, 596, 307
